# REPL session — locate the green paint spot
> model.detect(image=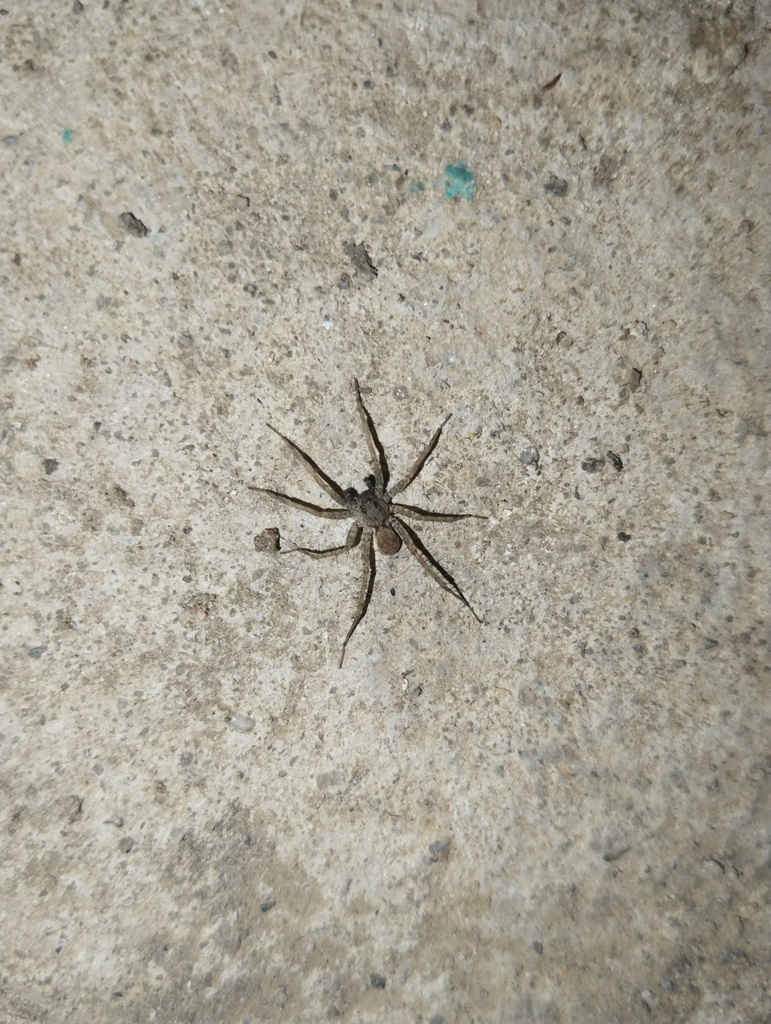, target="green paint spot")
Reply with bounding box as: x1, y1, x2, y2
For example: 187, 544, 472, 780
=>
62, 129, 74, 143
444, 162, 475, 200
407, 180, 425, 195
